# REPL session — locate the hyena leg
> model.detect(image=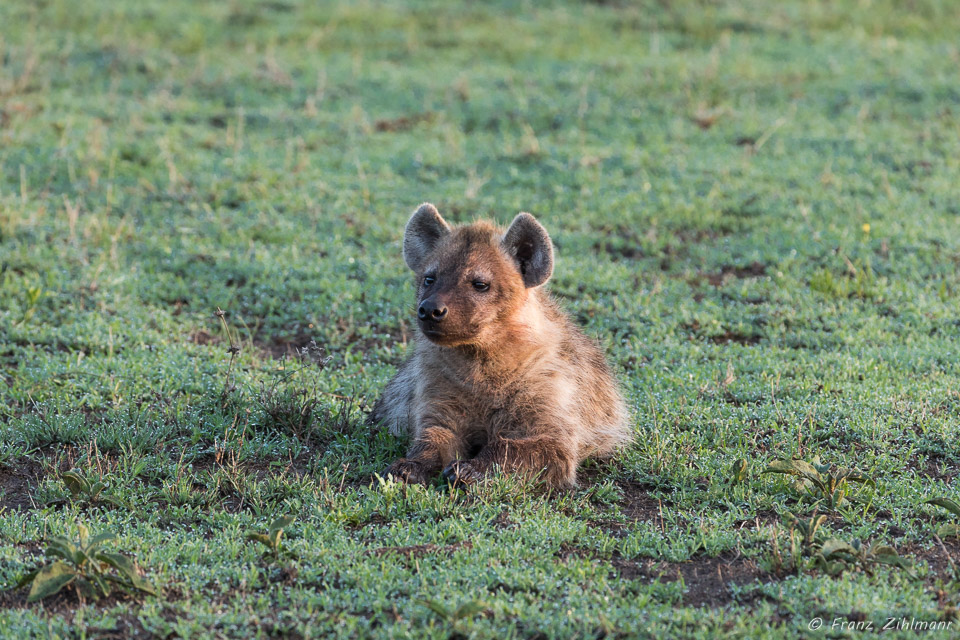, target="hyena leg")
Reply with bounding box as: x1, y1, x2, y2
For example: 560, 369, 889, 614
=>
383, 426, 464, 485
443, 435, 578, 489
